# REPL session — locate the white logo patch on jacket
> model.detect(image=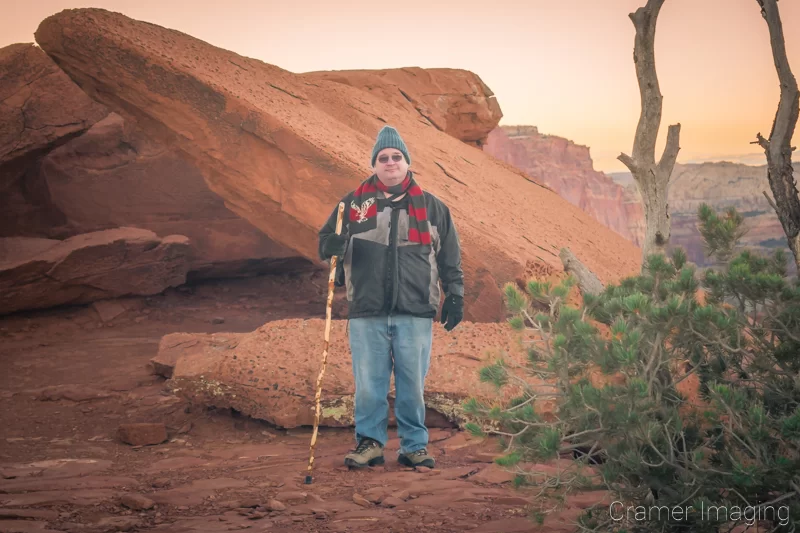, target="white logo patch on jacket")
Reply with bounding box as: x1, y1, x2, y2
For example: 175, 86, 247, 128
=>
350, 197, 375, 223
